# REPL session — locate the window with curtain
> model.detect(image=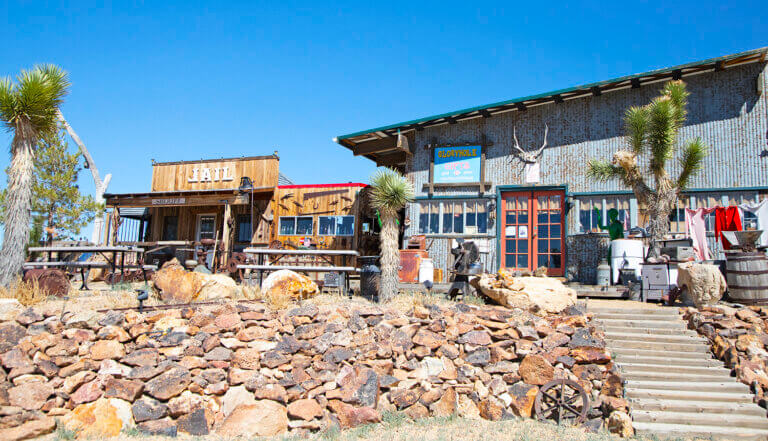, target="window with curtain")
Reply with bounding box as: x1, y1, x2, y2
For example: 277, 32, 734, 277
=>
417, 200, 490, 235
236, 214, 251, 242
578, 196, 630, 233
